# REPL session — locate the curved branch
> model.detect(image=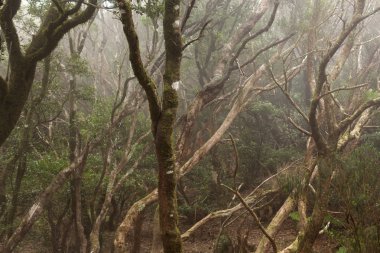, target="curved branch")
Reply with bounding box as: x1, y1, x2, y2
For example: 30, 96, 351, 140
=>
268, 65, 309, 123
230, 0, 279, 64
338, 97, 380, 133
288, 117, 311, 136
26, 0, 97, 62
117, 0, 161, 133
182, 19, 211, 51
0, 0, 23, 61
